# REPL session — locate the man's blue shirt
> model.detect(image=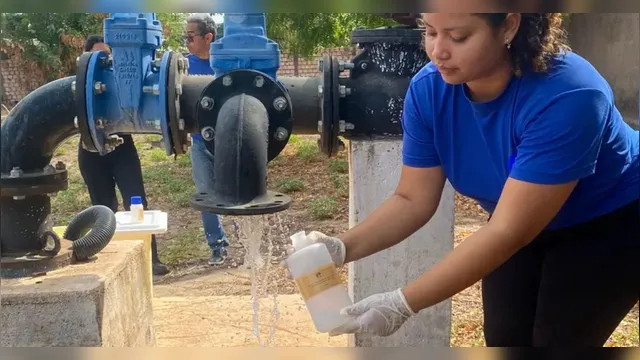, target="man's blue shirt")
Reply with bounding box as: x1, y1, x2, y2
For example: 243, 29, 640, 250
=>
402, 51, 639, 229
186, 53, 215, 141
